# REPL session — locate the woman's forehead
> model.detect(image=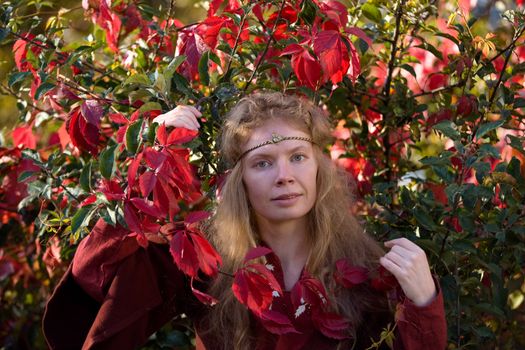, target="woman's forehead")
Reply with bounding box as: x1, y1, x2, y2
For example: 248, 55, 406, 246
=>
242, 119, 310, 151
